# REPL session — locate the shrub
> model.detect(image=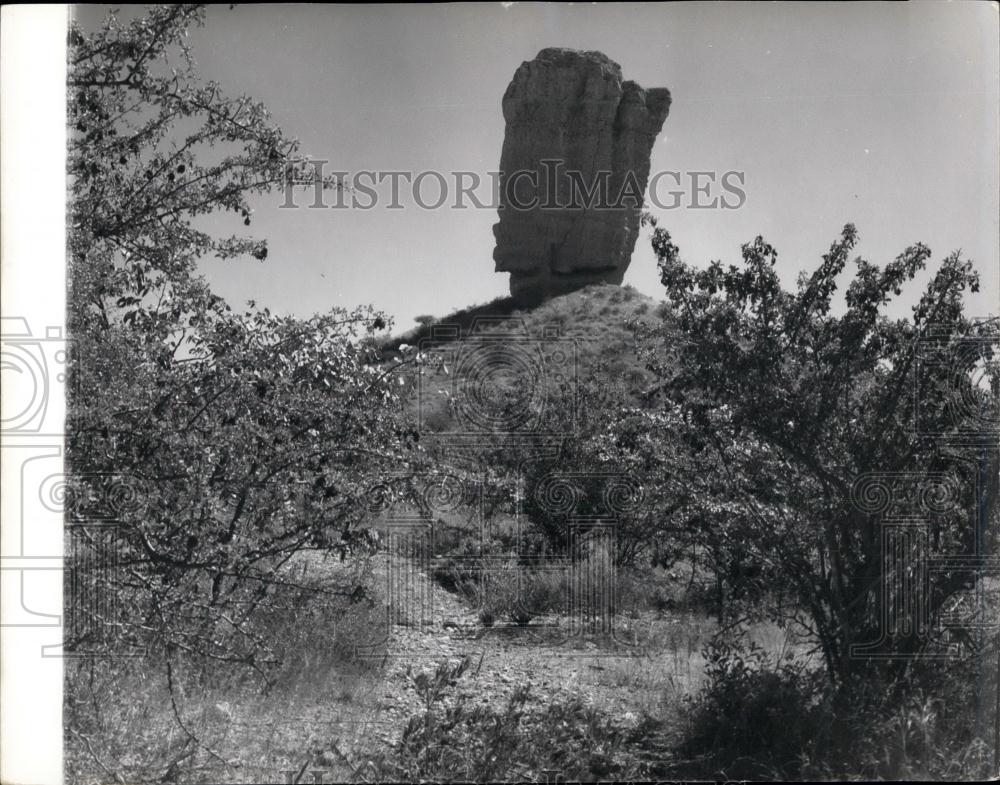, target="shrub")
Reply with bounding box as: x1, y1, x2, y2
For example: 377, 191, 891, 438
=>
519, 568, 568, 616
481, 558, 535, 626
352, 657, 631, 782
478, 608, 495, 627
64, 559, 385, 784
676, 632, 999, 780
678, 634, 831, 779
430, 534, 558, 626
845, 648, 998, 780
430, 533, 503, 596
616, 568, 674, 615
